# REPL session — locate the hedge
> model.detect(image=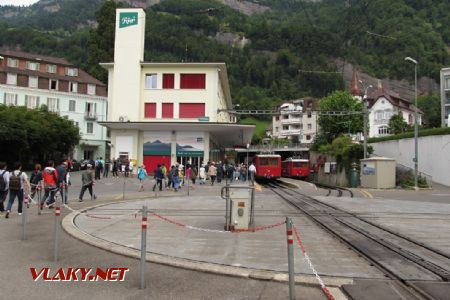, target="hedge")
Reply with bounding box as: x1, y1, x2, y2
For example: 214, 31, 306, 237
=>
368, 127, 450, 143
